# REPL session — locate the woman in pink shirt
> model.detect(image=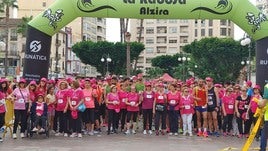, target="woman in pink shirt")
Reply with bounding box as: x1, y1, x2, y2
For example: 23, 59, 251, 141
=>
118, 84, 128, 131
106, 85, 120, 135
83, 78, 96, 136
54, 80, 69, 137
9, 78, 30, 139
167, 83, 180, 136
125, 85, 140, 135
141, 82, 154, 135
180, 87, 195, 136
222, 87, 235, 136
0, 79, 8, 142
153, 83, 167, 135
68, 80, 84, 138
36, 78, 47, 96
